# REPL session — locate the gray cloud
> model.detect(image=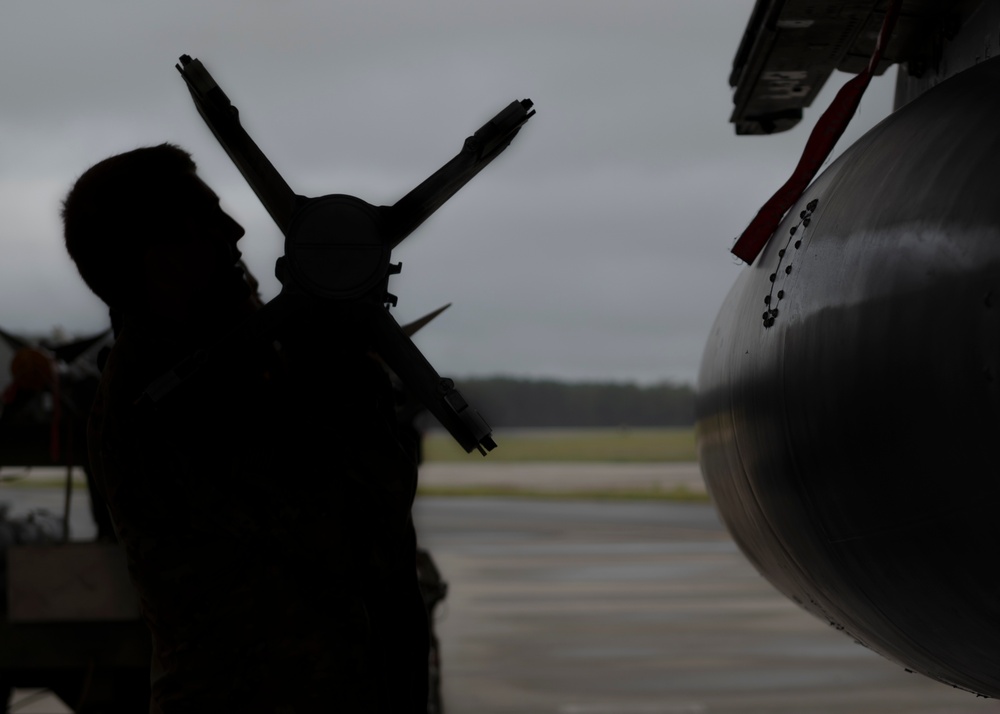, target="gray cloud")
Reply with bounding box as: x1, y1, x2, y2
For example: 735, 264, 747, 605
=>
0, 0, 896, 384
